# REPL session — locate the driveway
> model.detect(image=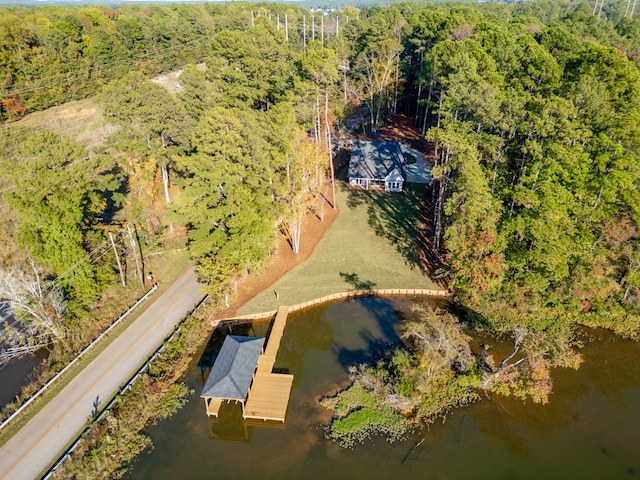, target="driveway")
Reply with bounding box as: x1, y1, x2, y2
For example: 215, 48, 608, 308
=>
400, 143, 432, 184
